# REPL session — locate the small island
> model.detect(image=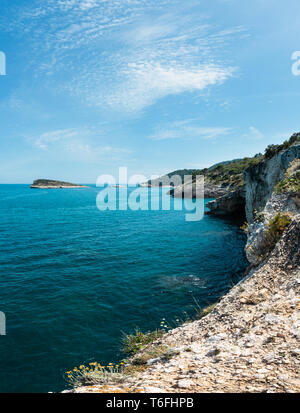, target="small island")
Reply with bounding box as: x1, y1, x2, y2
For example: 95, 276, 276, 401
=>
31, 179, 88, 189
